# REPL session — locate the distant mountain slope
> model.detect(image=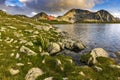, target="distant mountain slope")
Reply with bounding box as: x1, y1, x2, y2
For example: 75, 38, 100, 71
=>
58, 9, 117, 23
33, 12, 48, 20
